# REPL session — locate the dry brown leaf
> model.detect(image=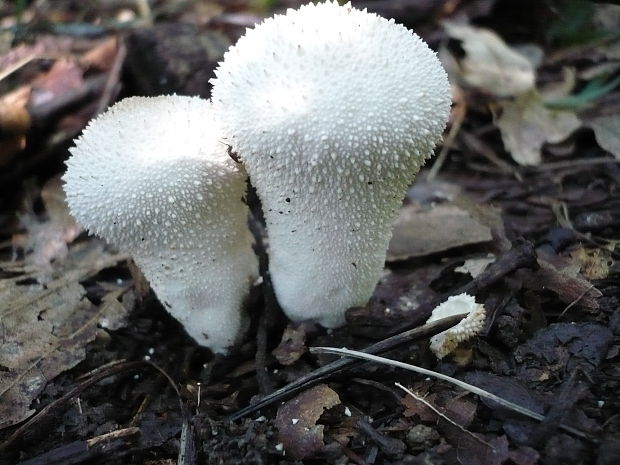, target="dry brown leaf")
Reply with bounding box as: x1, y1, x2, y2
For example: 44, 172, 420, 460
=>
528, 258, 602, 309
443, 22, 535, 97
81, 36, 120, 71
401, 391, 438, 422
0, 242, 129, 429
30, 58, 84, 107
388, 202, 493, 260
16, 177, 81, 267
494, 91, 581, 166
275, 384, 341, 460
272, 324, 307, 366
